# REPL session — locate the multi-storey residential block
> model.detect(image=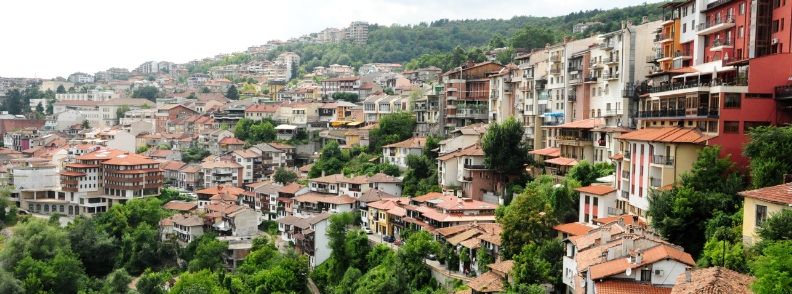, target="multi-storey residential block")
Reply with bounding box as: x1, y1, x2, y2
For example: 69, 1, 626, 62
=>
614, 127, 710, 217
413, 85, 444, 136
443, 62, 504, 132
488, 64, 520, 124
12, 158, 62, 214
200, 159, 243, 188
437, 144, 499, 204
514, 50, 548, 149
321, 76, 361, 98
